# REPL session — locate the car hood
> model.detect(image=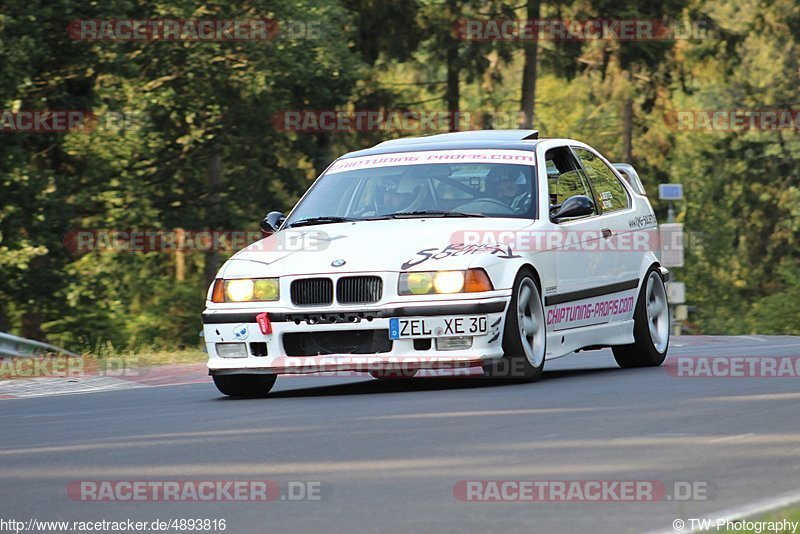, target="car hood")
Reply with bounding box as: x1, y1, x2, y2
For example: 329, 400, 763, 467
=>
219, 218, 537, 278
